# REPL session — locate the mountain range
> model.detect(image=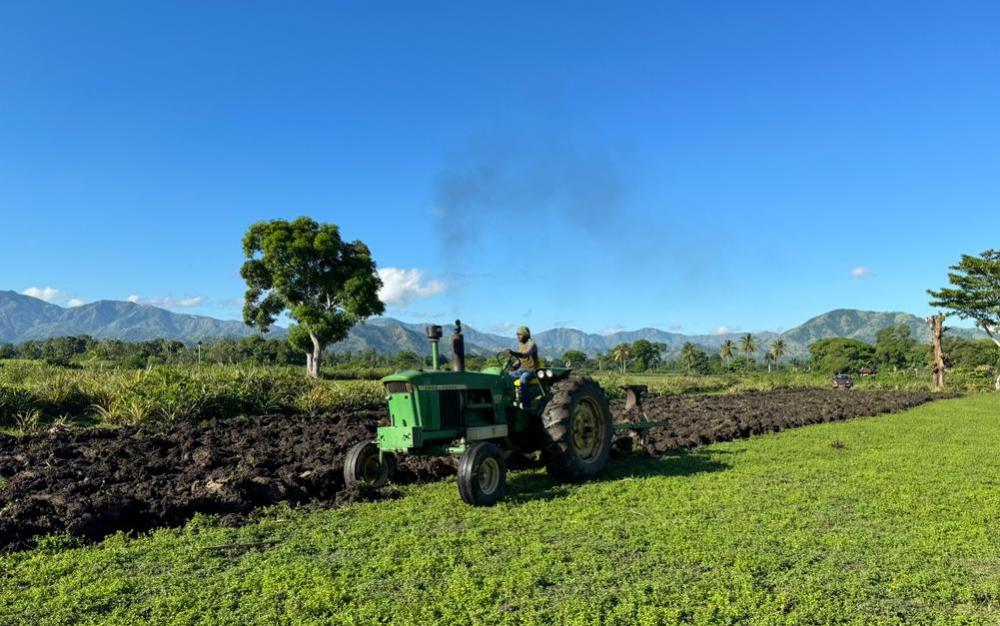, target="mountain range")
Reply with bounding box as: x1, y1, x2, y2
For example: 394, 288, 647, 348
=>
0, 290, 272, 343
0, 290, 986, 358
